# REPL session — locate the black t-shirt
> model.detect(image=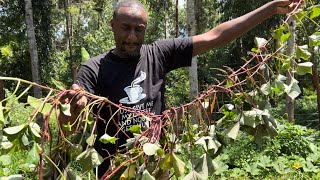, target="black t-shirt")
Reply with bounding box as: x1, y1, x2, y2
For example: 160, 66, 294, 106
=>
76, 37, 193, 175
